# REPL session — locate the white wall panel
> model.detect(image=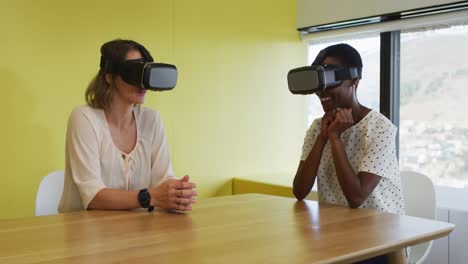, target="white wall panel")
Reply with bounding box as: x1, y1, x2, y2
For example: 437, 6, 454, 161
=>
424, 208, 449, 264
297, 0, 463, 29
449, 209, 468, 264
